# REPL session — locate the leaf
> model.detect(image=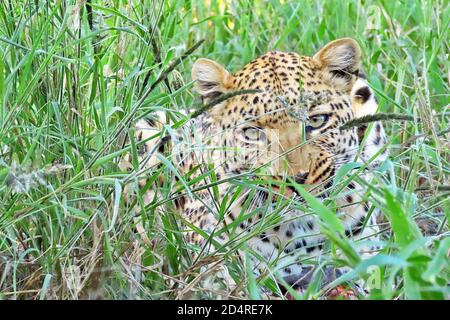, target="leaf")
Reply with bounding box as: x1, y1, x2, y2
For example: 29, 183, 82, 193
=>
333, 162, 361, 186
294, 184, 361, 266
39, 274, 52, 300
156, 153, 193, 198
383, 188, 422, 247
104, 179, 122, 233
294, 184, 344, 235
245, 253, 261, 300
422, 238, 450, 283
0, 56, 4, 102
